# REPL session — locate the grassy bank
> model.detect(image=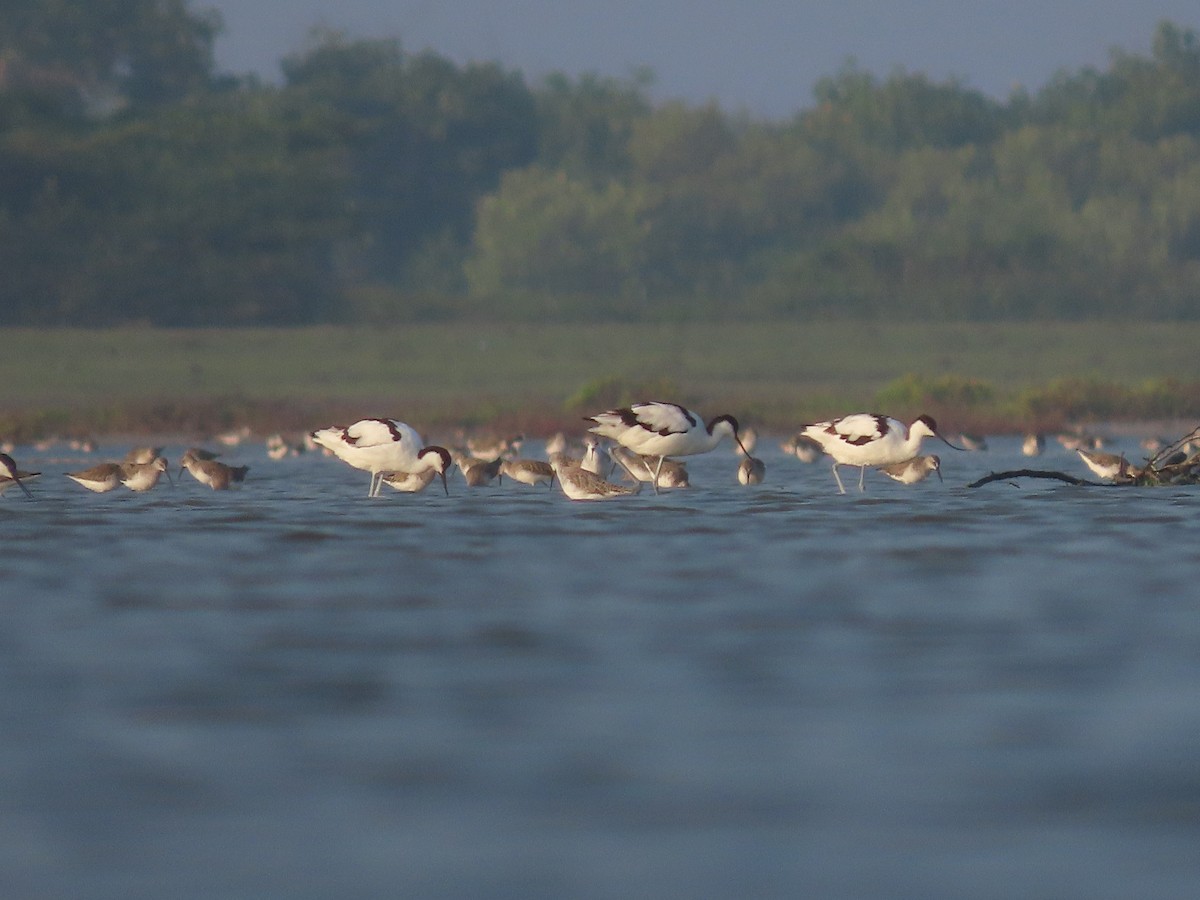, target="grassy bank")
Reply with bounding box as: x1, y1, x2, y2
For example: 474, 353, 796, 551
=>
3, 322, 1200, 438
